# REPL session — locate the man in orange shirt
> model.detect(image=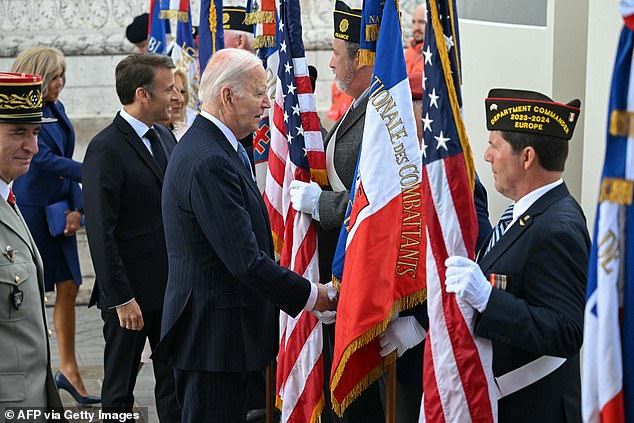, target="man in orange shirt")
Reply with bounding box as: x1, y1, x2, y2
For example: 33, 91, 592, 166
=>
404, 3, 426, 75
